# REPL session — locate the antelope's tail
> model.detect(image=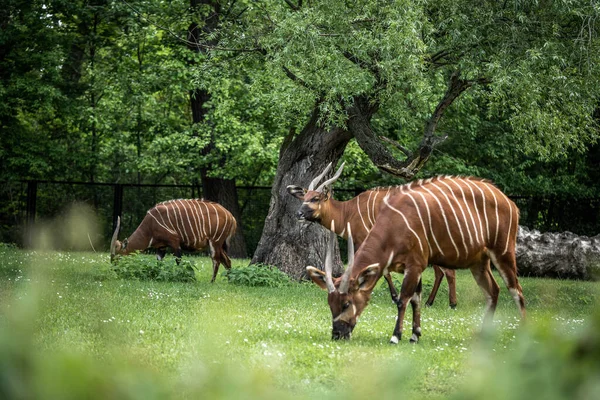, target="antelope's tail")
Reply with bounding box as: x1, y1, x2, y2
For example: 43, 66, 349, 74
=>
224, 216, 237, 252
